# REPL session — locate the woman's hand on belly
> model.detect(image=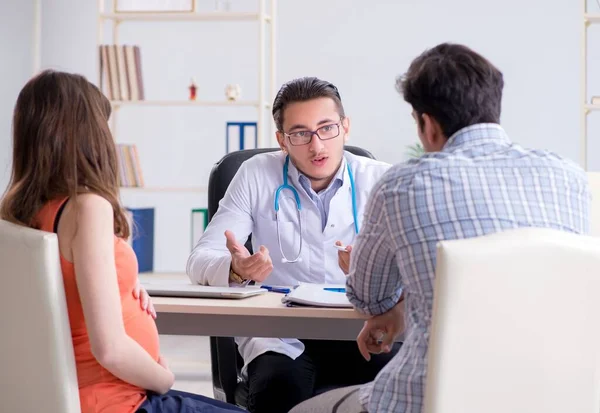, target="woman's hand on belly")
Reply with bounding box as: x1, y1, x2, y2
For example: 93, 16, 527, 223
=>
132, 280, 157, 319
